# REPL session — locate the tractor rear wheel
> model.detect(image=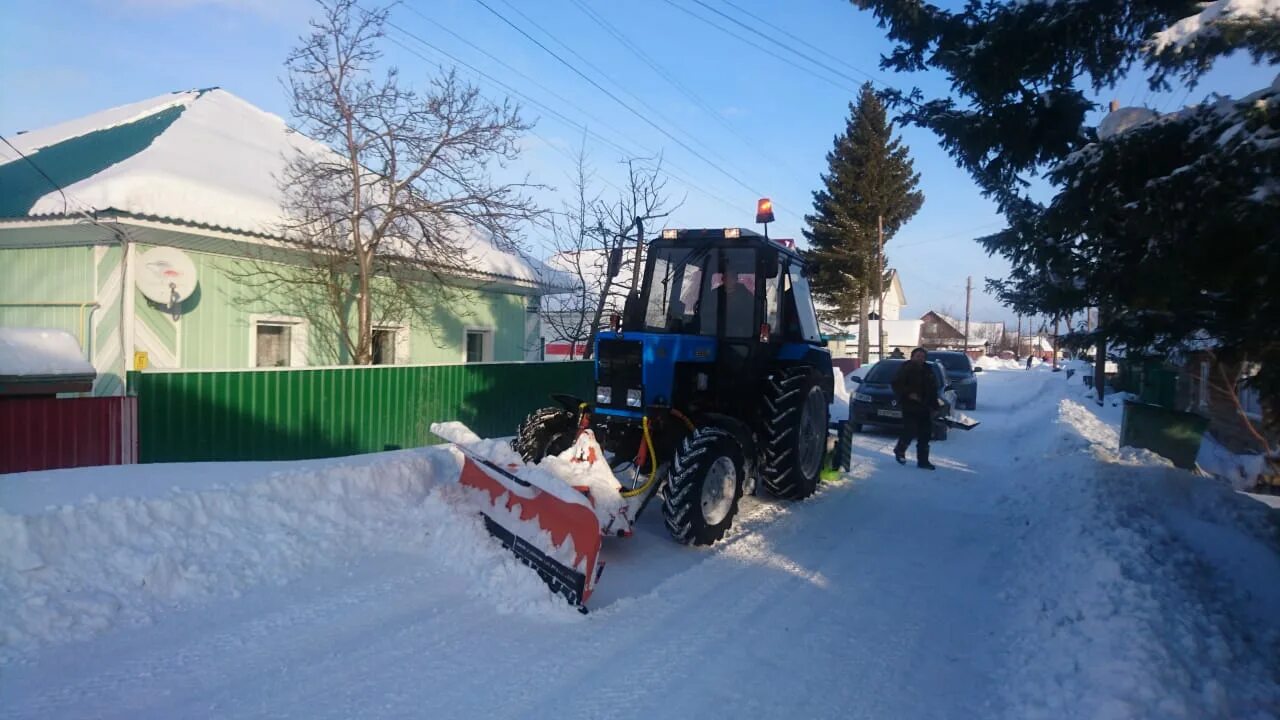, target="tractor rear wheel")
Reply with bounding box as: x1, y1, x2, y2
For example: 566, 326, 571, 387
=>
662, 427, 745, 546
512, 407, 577, 463
761, 368, 829, 500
